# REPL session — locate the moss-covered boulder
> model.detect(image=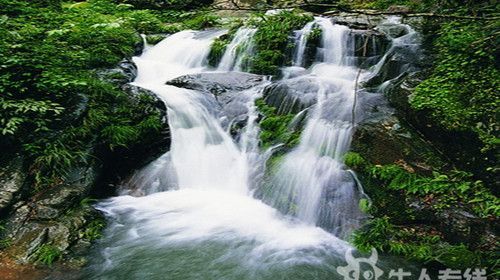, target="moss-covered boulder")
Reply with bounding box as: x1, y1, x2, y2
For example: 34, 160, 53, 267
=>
167, 72, 265, 95
0, 157, 27, 213
262, 76, 318, 115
